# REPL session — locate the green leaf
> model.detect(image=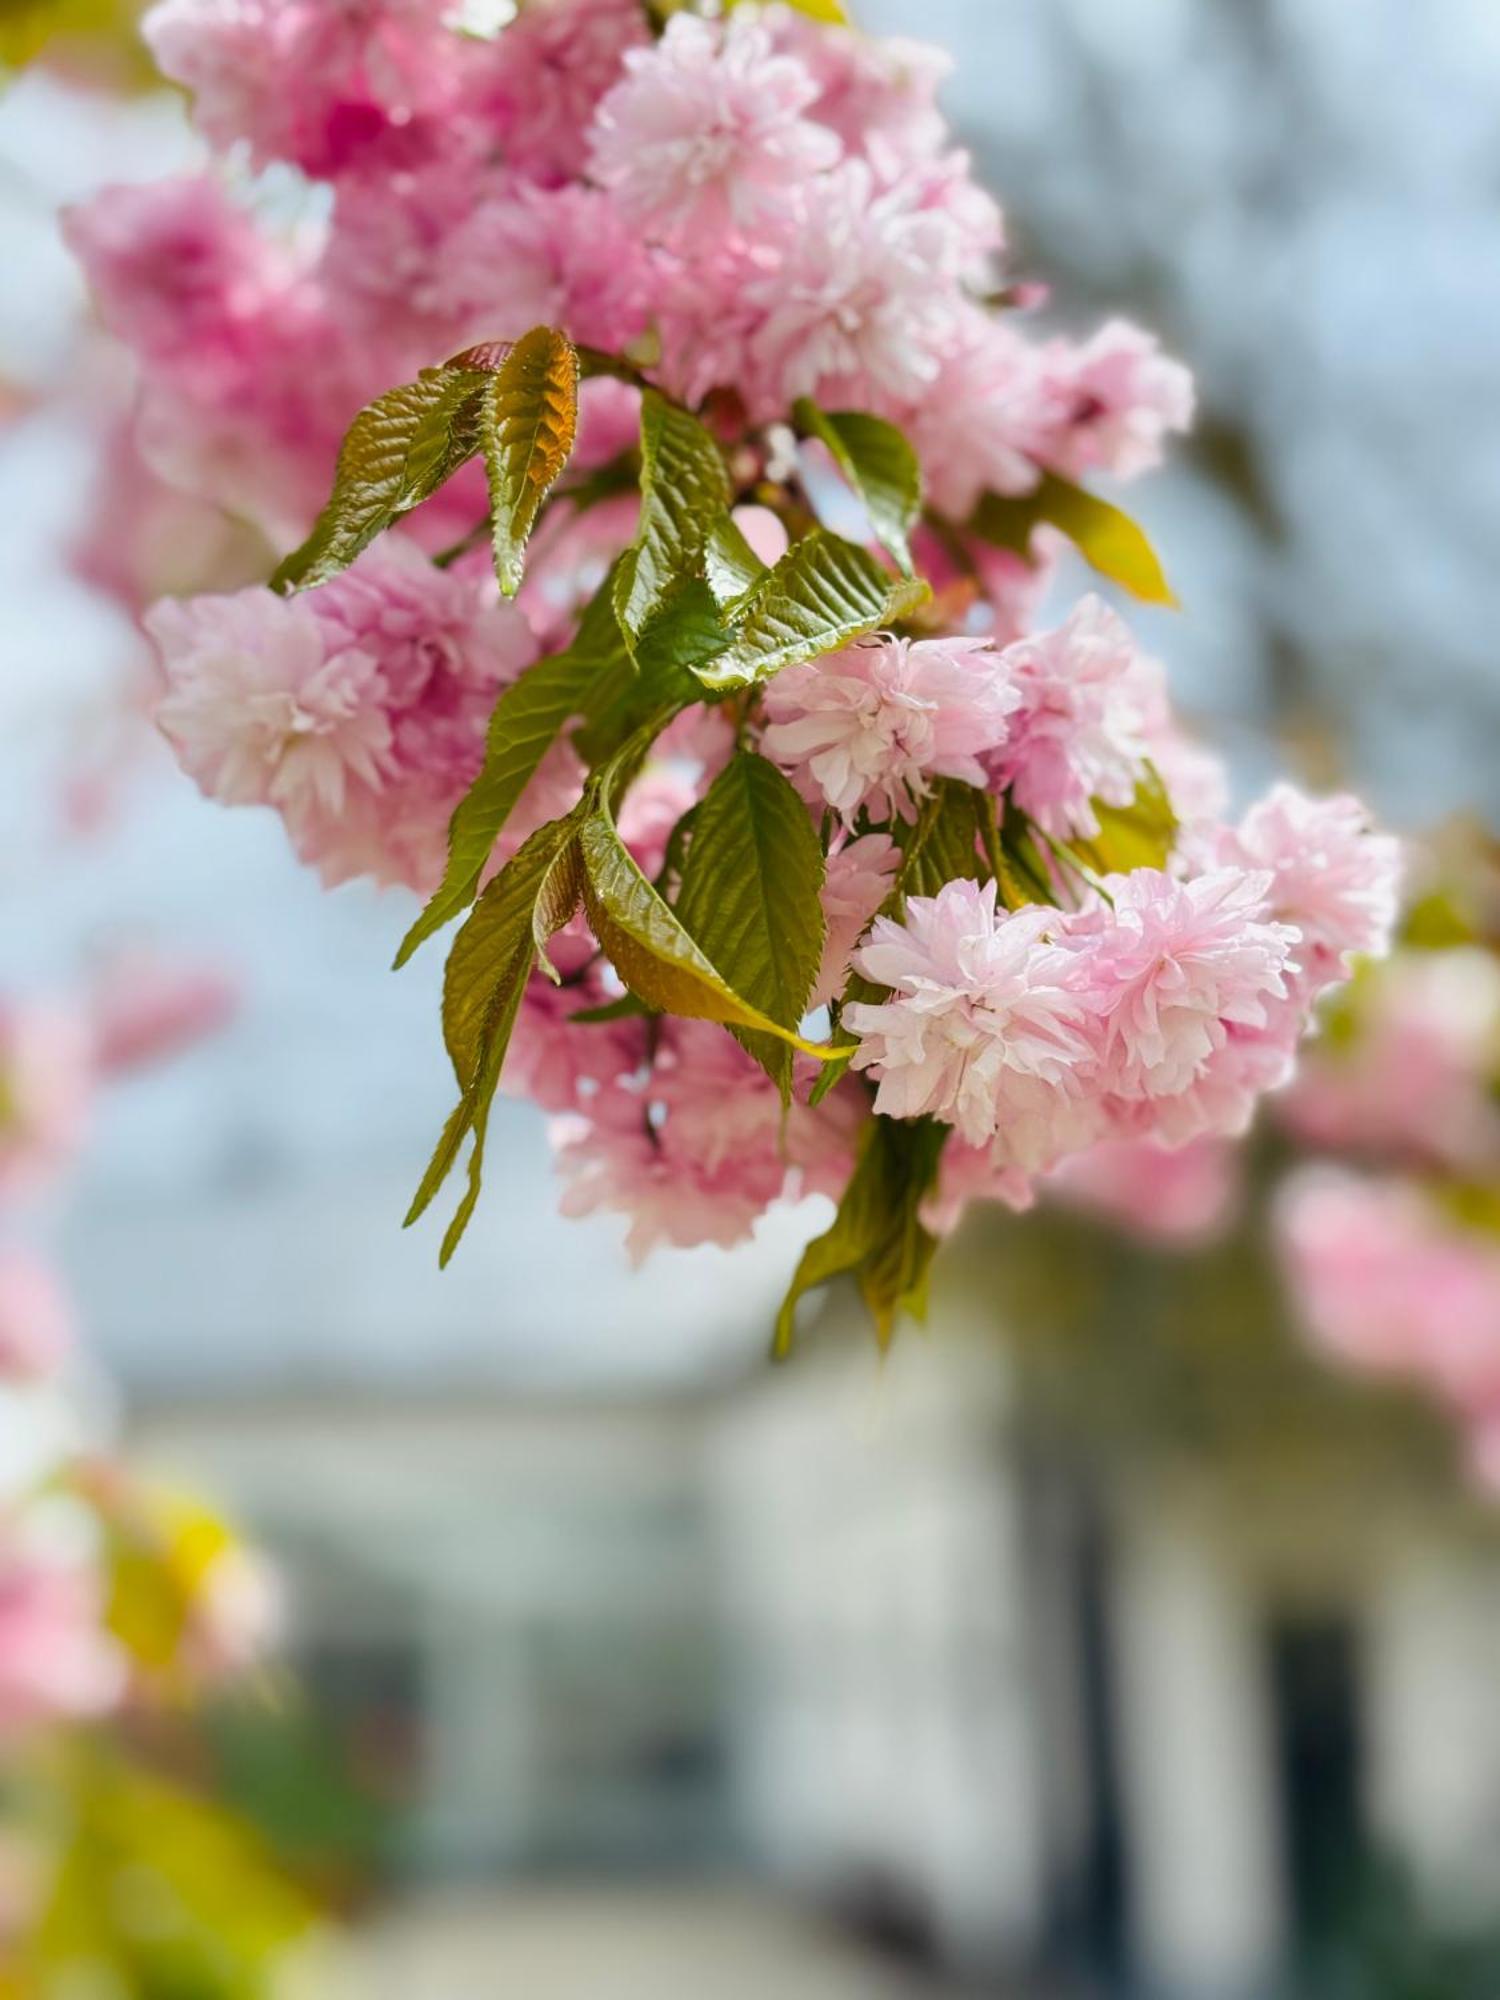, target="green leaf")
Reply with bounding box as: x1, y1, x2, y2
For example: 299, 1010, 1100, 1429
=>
631, 574, 733, 682
675, 751, 826, 1098
407, 814, 583, 1262
968, 470, 1177, 606
568, 587, 711, 772
394, 569, 628, 967
897, 778, 989, 896
614, 391, 731, 641
481, 325, 580, 596
578, 796, 836, 1064
774, 1117, 947, 1356
793, 399, 921, 573
442, 815, 581, 1089
271, 365, 488, 593
695, 530, 931, 692
705, 511, 771, 609
569, 992, 655, 1025
1072, 765, 1179, 876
